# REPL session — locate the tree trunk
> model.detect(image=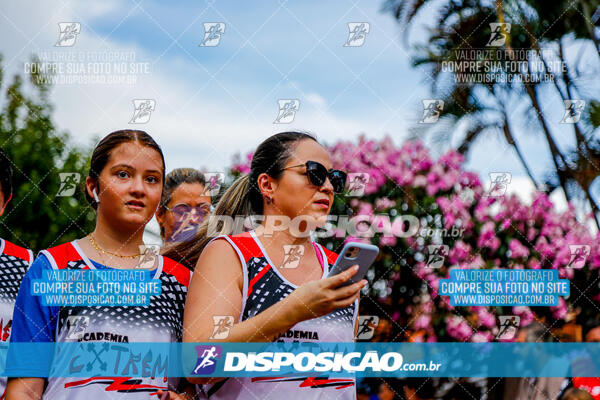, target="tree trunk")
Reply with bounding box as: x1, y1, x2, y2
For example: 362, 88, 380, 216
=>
502, 115, 541, 190
522, 80, 572, 202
